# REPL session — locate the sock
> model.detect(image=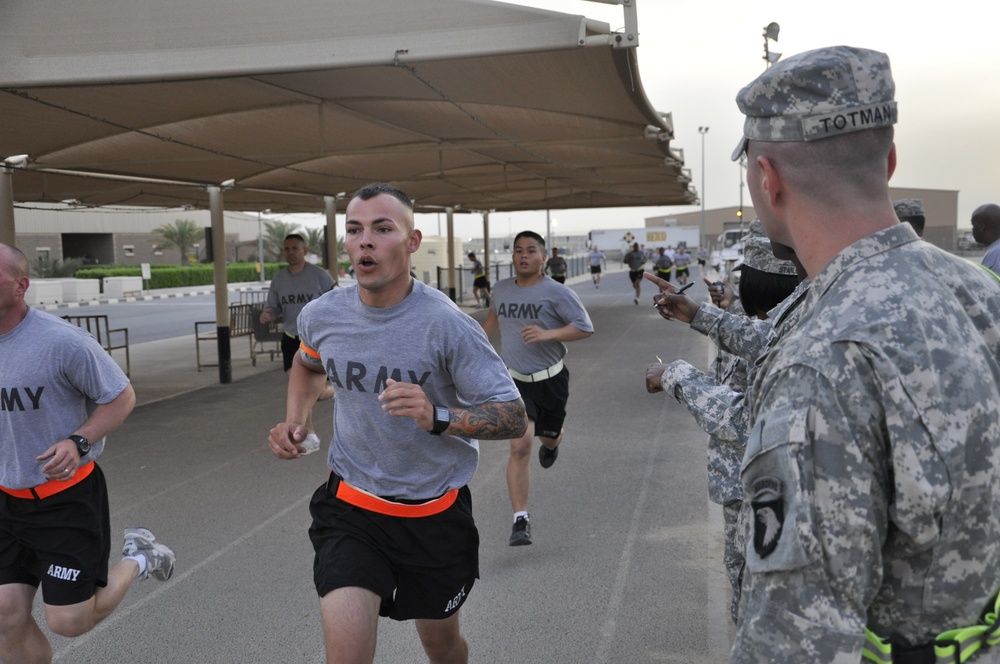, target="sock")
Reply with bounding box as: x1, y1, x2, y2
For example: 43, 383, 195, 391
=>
124, 554, 147, 577
513, 511, 529, 523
